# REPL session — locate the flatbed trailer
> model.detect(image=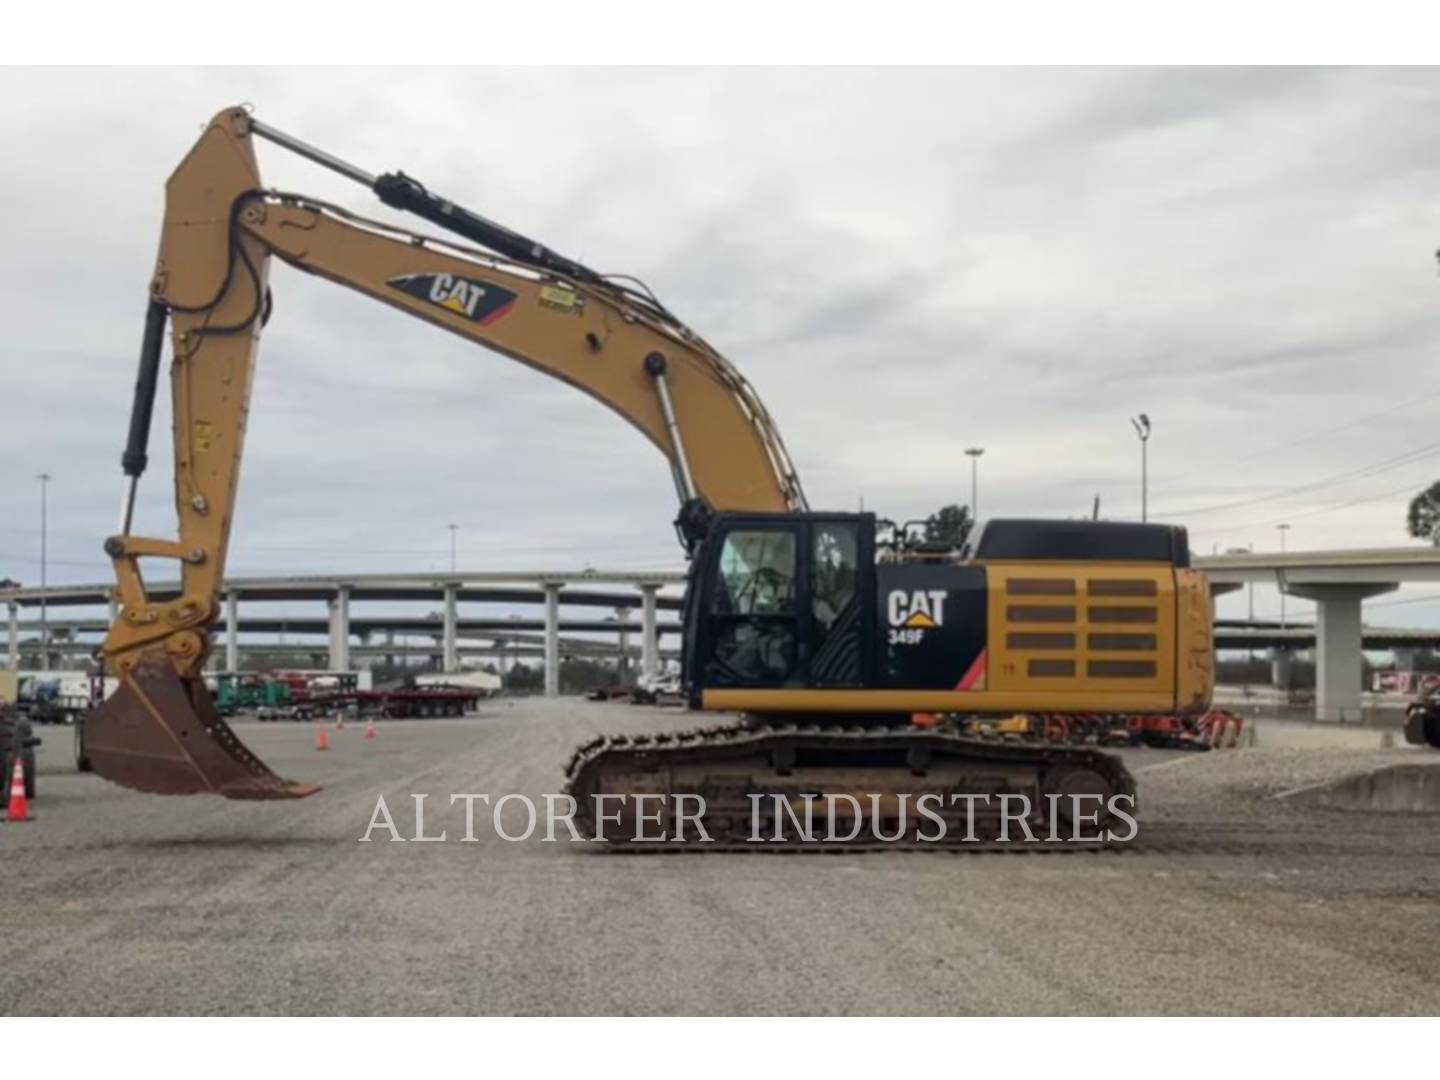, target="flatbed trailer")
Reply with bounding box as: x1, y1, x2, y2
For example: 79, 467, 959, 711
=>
349, 686, 486, 719
262, 685, 487, 721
